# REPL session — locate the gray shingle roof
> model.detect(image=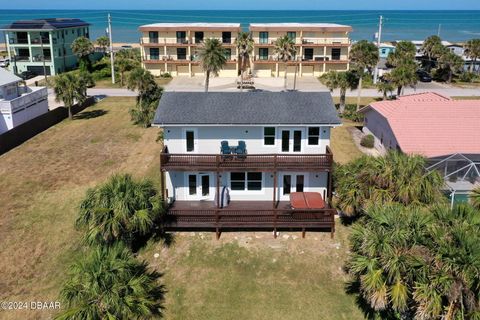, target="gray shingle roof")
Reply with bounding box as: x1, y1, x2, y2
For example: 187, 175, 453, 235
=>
1, 18, 89, 31
153, 92, 341, 126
